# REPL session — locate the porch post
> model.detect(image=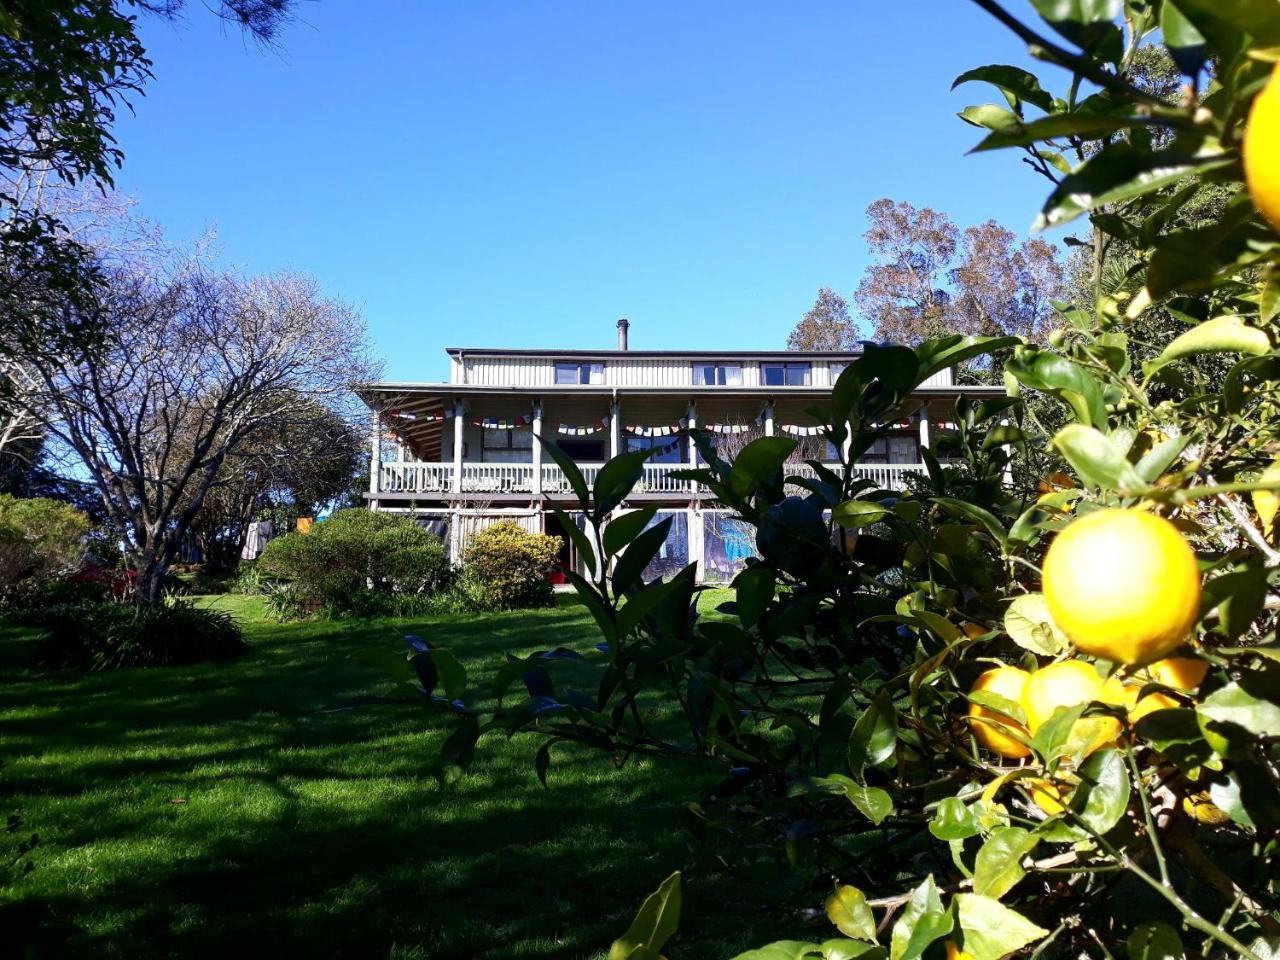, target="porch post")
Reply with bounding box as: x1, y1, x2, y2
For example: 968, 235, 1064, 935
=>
609, 398, 621, 460
918, 404, 932, 453
686, 401, 698, 464
764, 401, 775, 438
452, 399, 465, 495
532, 401, 543, 496
369, 407, 381, 497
